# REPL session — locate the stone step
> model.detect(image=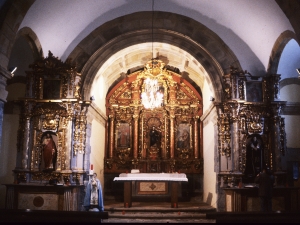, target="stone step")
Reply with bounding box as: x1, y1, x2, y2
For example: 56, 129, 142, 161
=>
102, 217, 215, 223
108, 211, 208, 219
103, 198, 216, 223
